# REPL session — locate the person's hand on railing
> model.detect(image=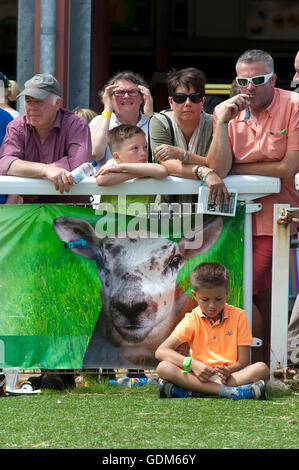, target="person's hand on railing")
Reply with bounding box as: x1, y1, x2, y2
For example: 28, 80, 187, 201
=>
204, 171, 229, 206
44, 165, 73, 194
